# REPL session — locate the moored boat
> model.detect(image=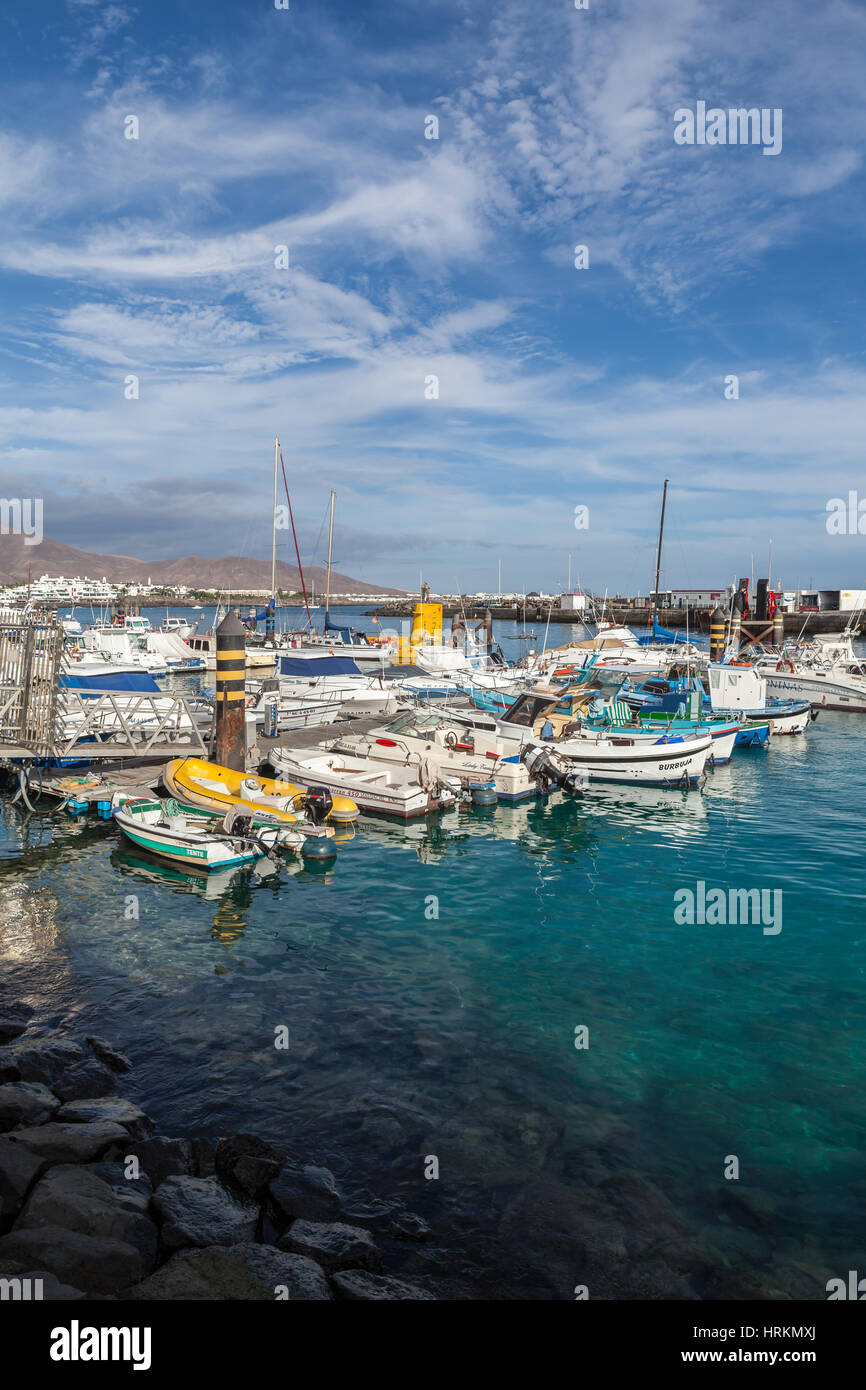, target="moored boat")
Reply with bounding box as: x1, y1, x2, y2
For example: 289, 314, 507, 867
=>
161, 756, 360, 824
112, 796, 308, 869
266, 746, 461, 818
